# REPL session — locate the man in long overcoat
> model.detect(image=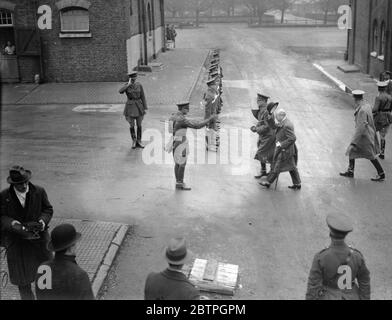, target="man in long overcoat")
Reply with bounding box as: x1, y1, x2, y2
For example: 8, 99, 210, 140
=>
340, 90, 385, 181
306, 213, 370, 300
372, 81, 392, 159
0, 166, 53, 300
119, 71, 148, 149
259, 109, 301, 190
251, 95, 276, 179
35, 224, 94, 300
